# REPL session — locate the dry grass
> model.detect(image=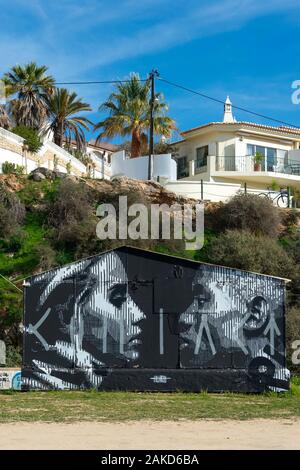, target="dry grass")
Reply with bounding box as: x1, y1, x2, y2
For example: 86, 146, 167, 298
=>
0, 377, 299, 423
